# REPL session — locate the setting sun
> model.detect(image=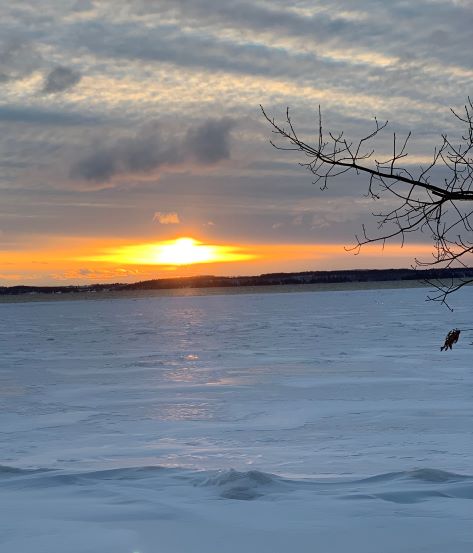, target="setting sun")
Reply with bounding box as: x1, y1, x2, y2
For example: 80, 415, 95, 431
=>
82, 237, 256, 267
154, 237, 218, 265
